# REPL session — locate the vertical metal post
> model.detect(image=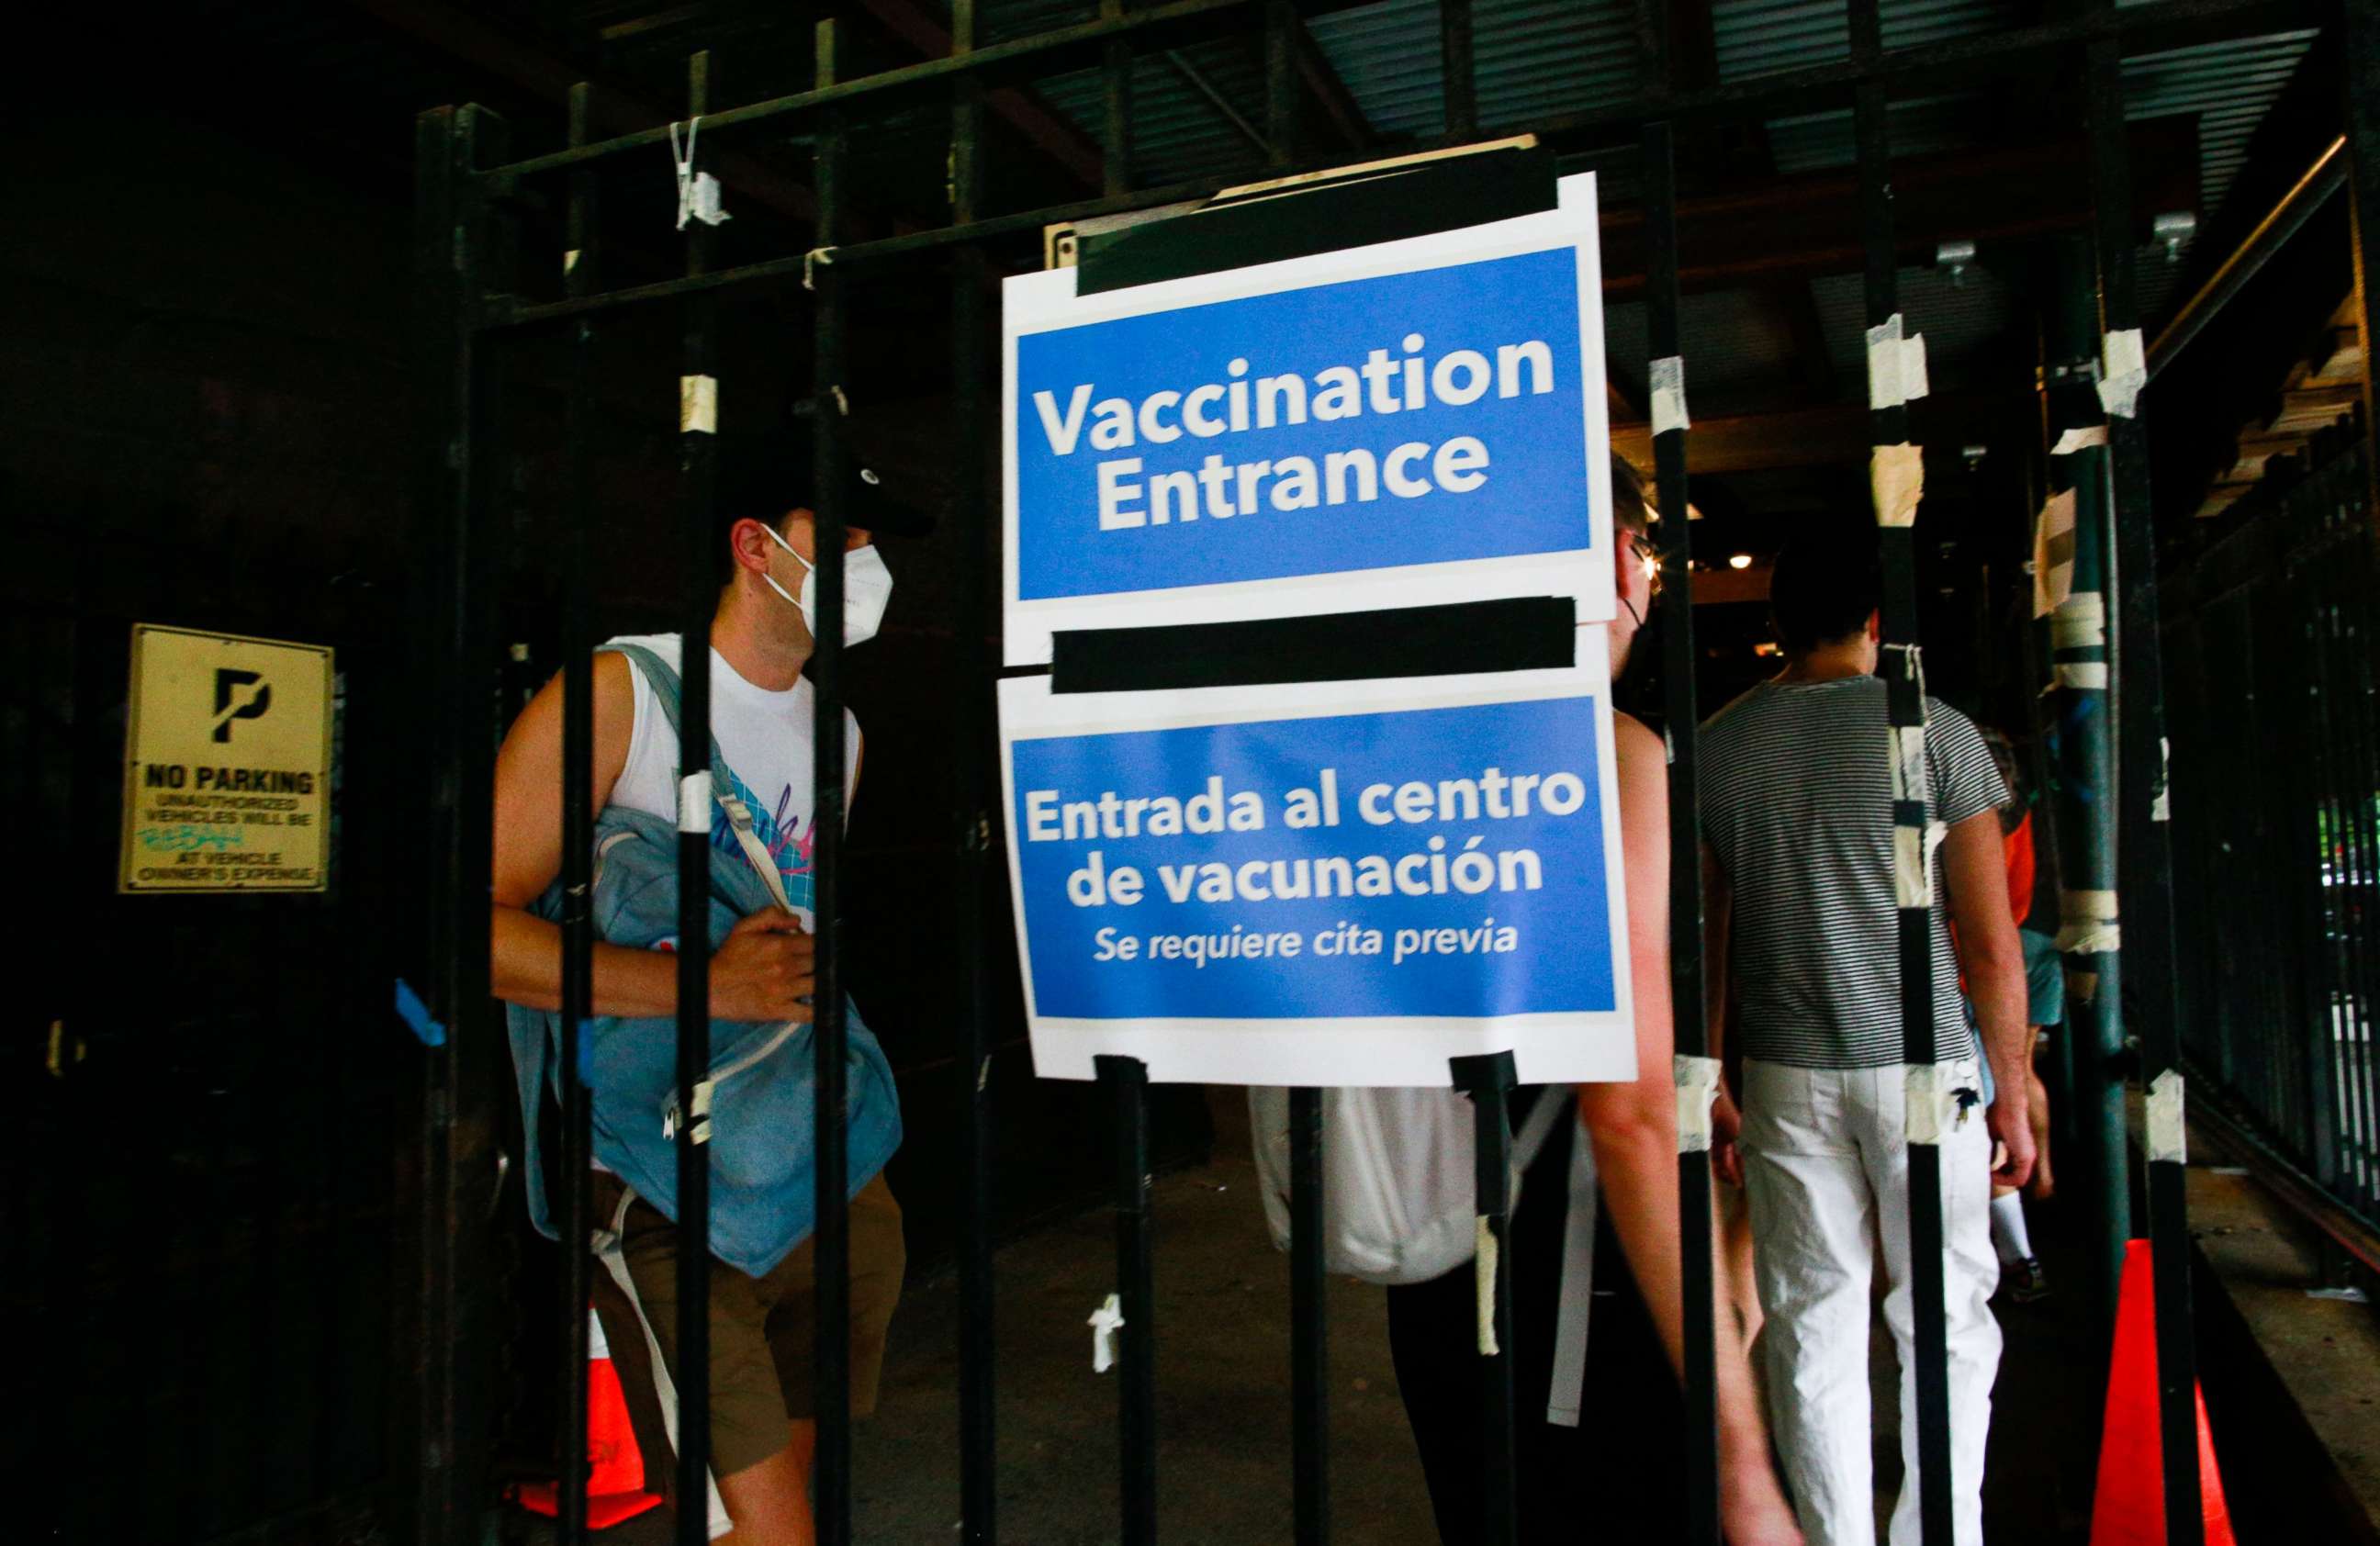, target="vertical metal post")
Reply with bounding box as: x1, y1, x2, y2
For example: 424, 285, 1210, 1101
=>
2044, 236, 2132, 1324
1641, 116, 1722, 1546
1263, 0, 1297, 171
1288, 1085, 1329, 1546
1101, 0, 1133, 198
1849, 27, 1956, 1536
2083, 28, 2204, 1542
410, 104, 464, 1546
1097, 1054, 1158, 1546
2346, 0, 2380, 530
1448, 1051, 1518, 1546
1266, 6, 1325, 1524
811, 22, 855, 1546
412, 99, 506, 1546
949, 5, 999, 1540
556, 78, 600, 1546
1440, 0, 1476, 142
674, 50, 719, 1546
